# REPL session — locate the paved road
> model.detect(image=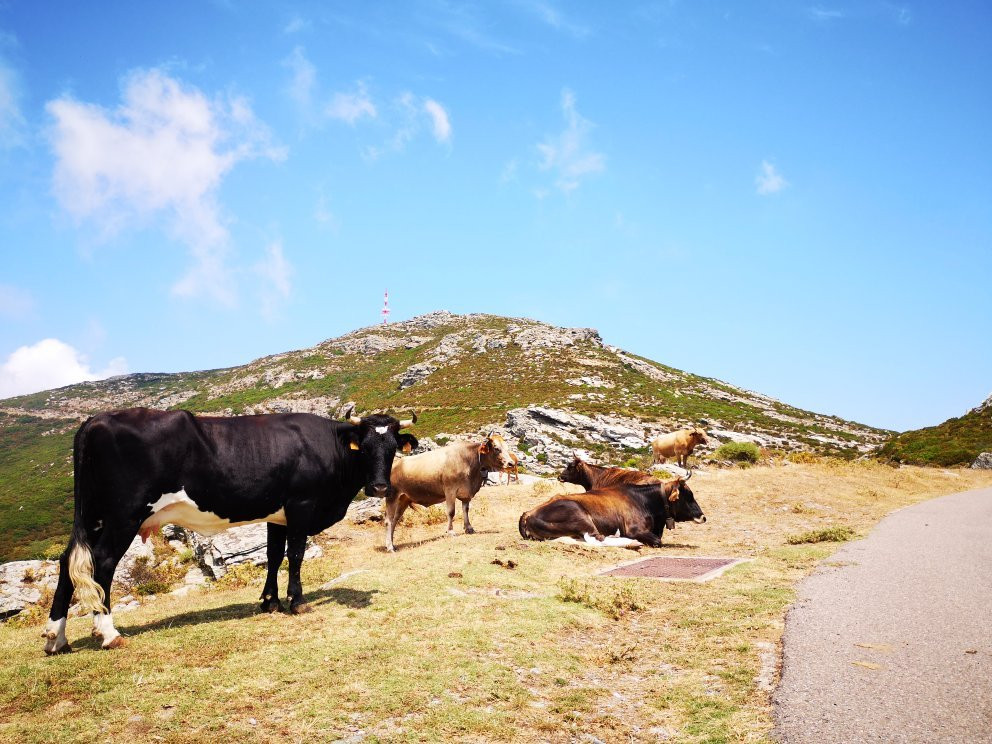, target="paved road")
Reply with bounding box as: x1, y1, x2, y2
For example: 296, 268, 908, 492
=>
774, 486, 992, 744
